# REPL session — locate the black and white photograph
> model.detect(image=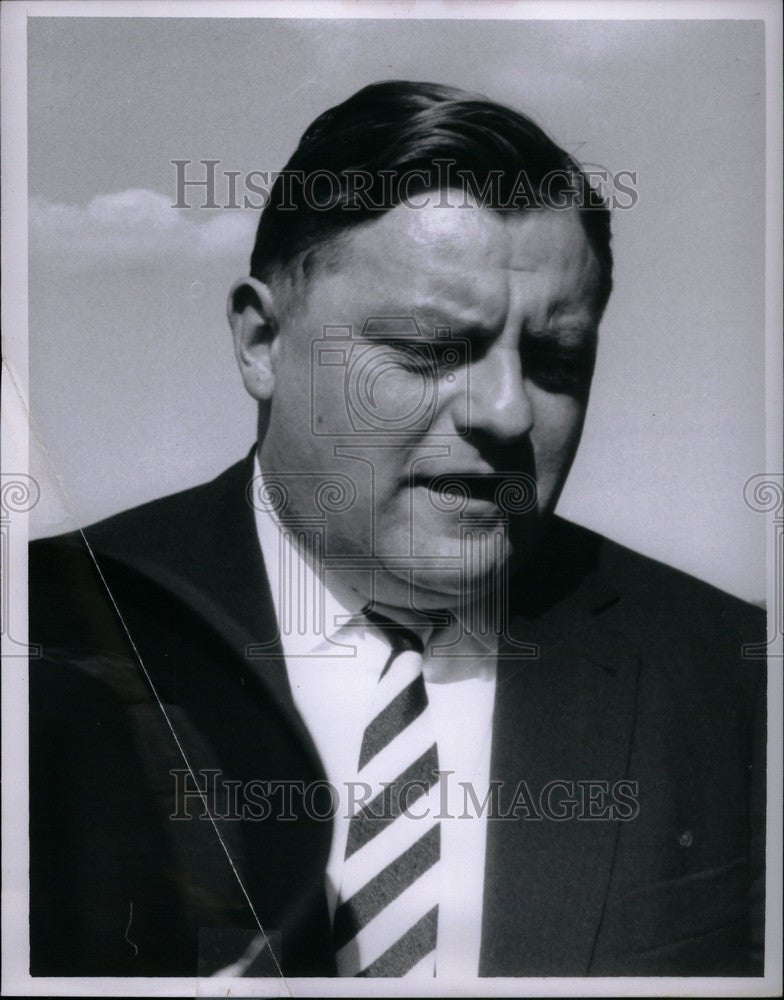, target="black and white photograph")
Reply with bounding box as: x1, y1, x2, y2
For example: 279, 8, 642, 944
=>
1, 1, 781, 995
